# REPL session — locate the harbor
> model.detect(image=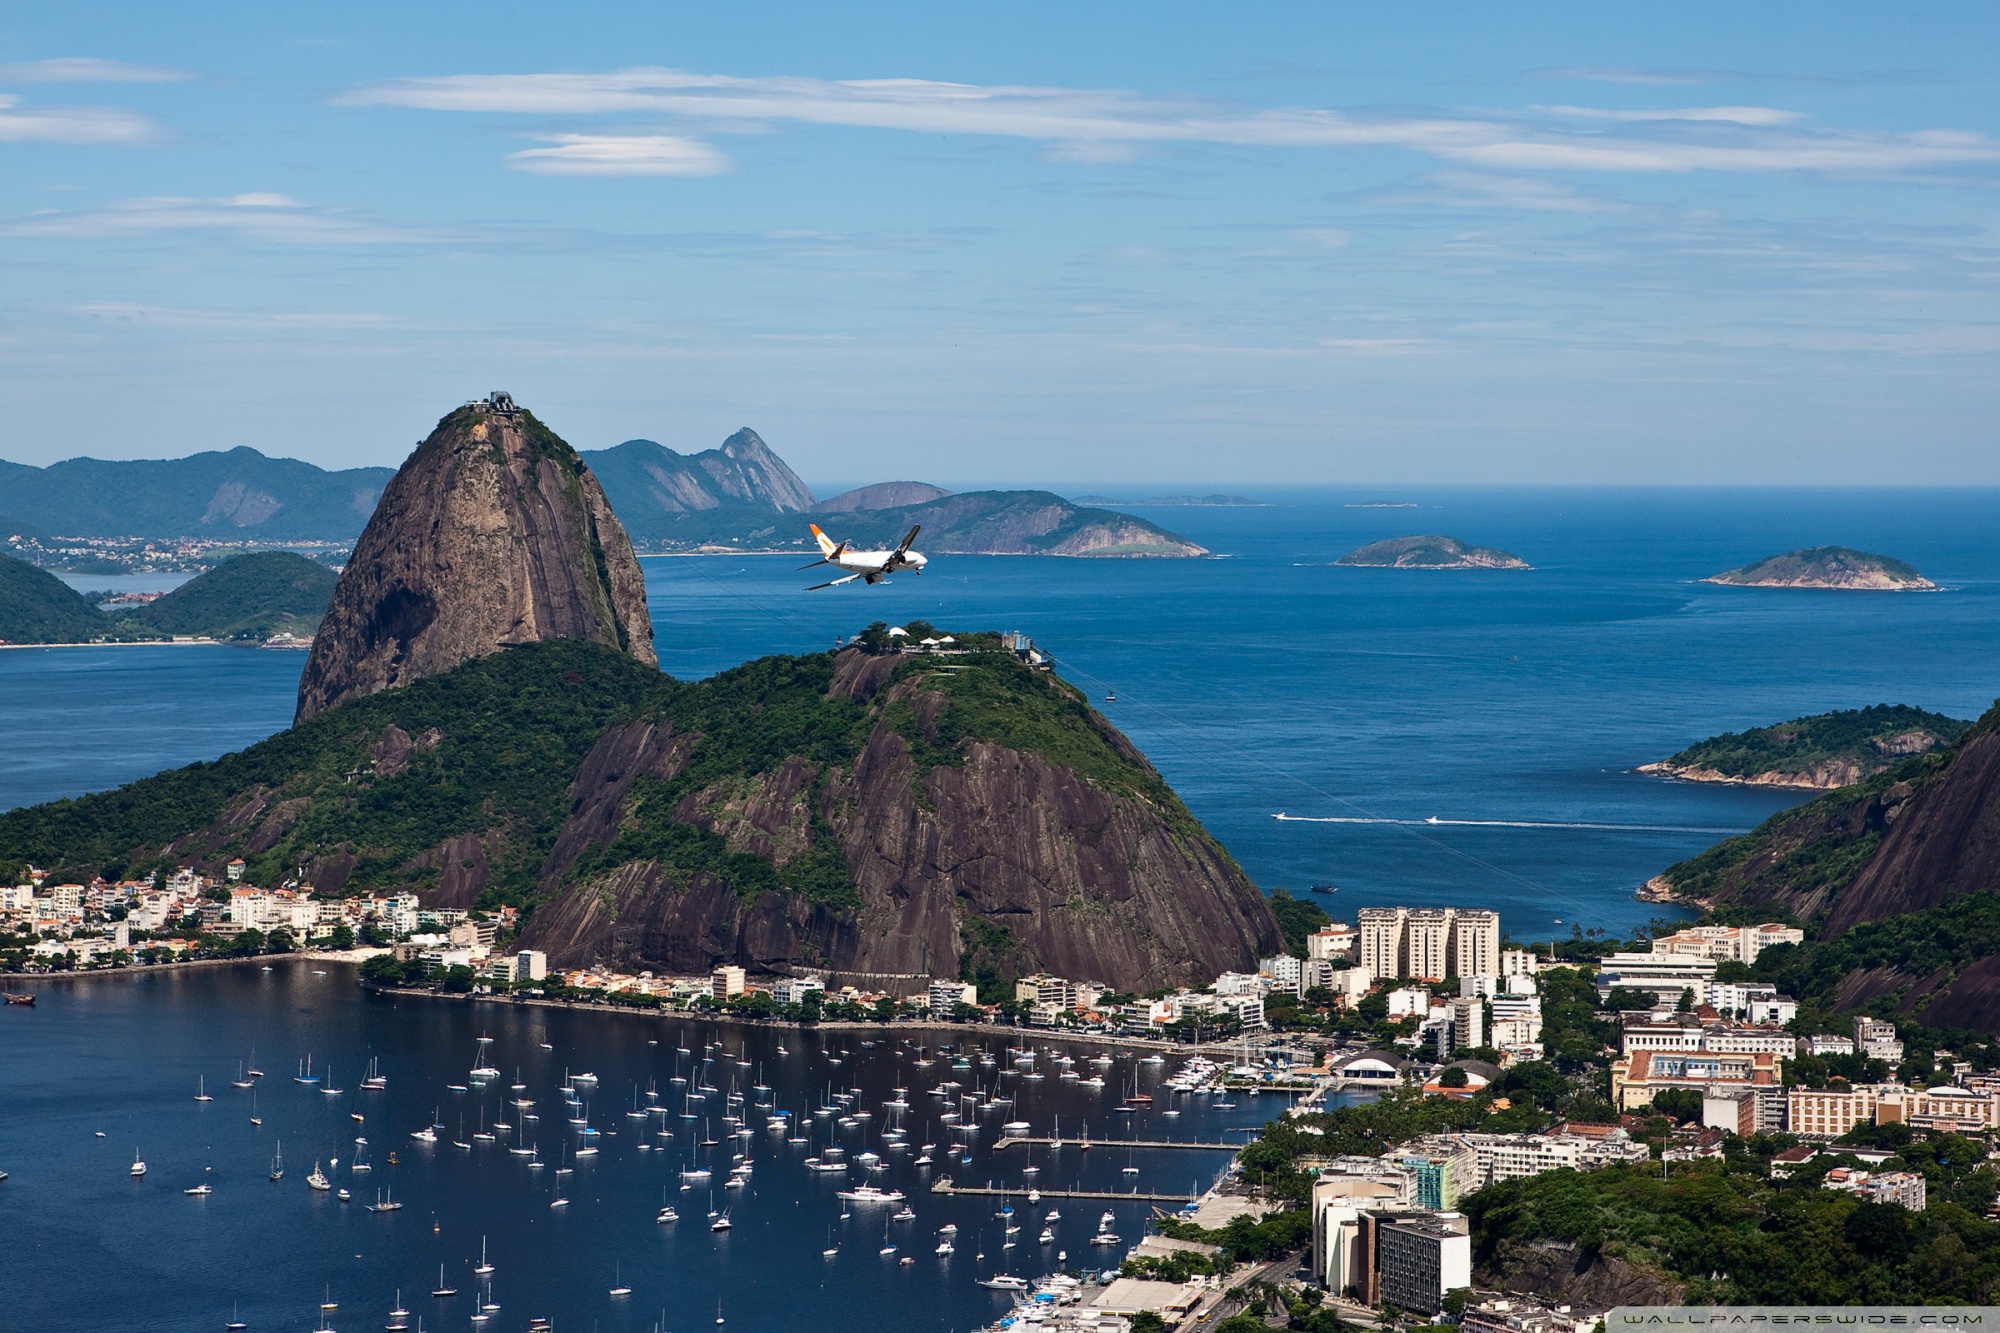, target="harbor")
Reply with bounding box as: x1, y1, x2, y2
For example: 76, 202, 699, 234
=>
0, 957, 1289, 1333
